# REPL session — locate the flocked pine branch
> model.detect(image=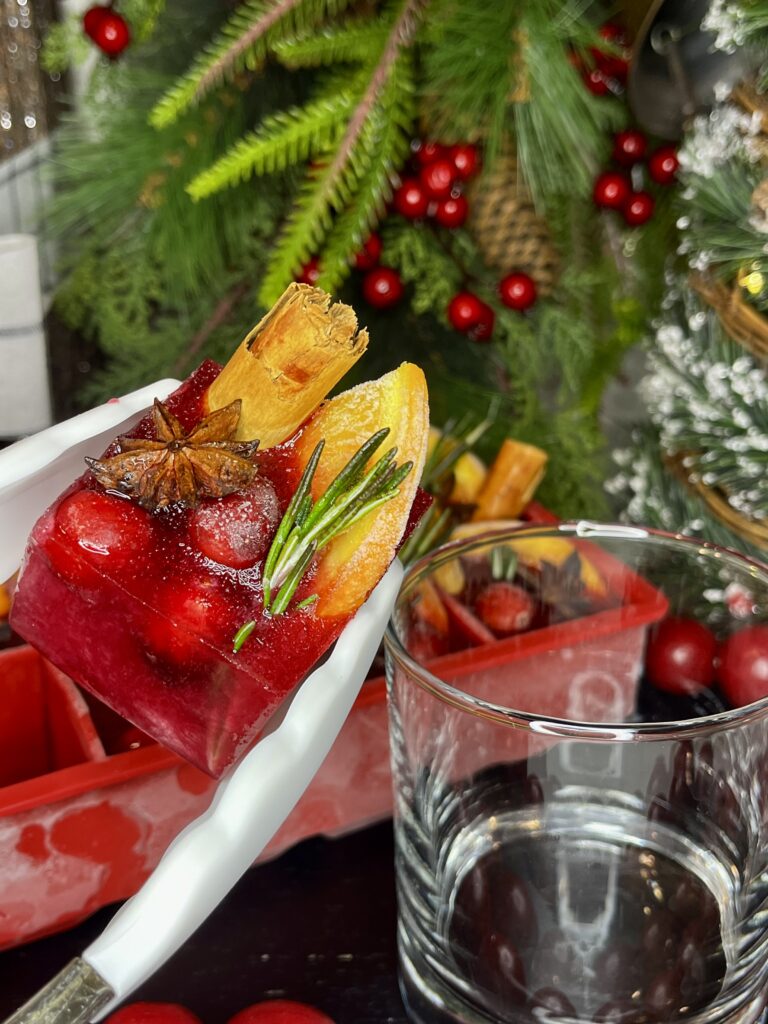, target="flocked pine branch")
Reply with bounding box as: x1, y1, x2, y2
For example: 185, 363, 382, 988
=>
273, 21, 389, 67
315, 56, 415, 292
259, 0, 427, 303
149, 0, 353, 128
186, 84, 360, 198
